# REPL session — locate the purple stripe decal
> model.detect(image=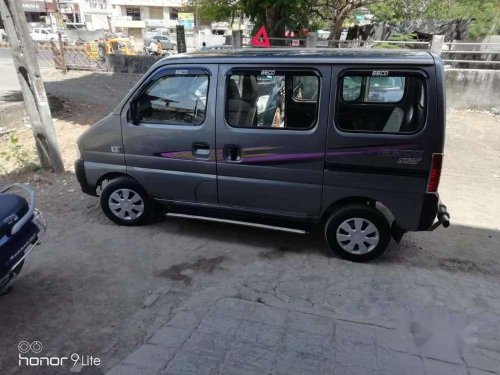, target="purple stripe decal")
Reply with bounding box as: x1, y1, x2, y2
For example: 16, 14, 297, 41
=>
158, 143, 421, 164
